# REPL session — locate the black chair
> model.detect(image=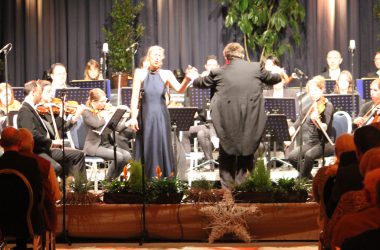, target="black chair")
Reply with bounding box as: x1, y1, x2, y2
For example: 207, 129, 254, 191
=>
0, 169, 42, 249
